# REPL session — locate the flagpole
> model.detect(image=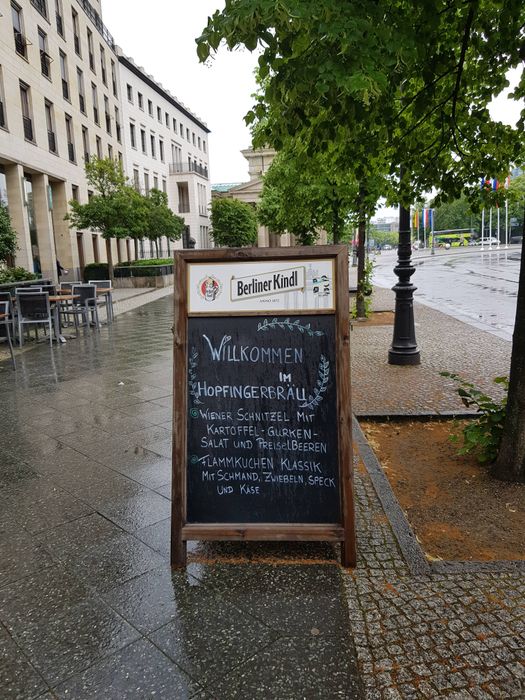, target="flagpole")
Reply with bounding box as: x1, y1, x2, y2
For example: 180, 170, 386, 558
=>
505, 198, 509, 249
481, 209, 485, 250
489, 208, 493, 250
497, 206, 501, 249
430, 209, 435, 256
424, 210, 427, 249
